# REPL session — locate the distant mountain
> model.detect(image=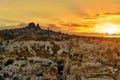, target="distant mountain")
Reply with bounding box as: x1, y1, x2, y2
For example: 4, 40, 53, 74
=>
0, 22, 70, 41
